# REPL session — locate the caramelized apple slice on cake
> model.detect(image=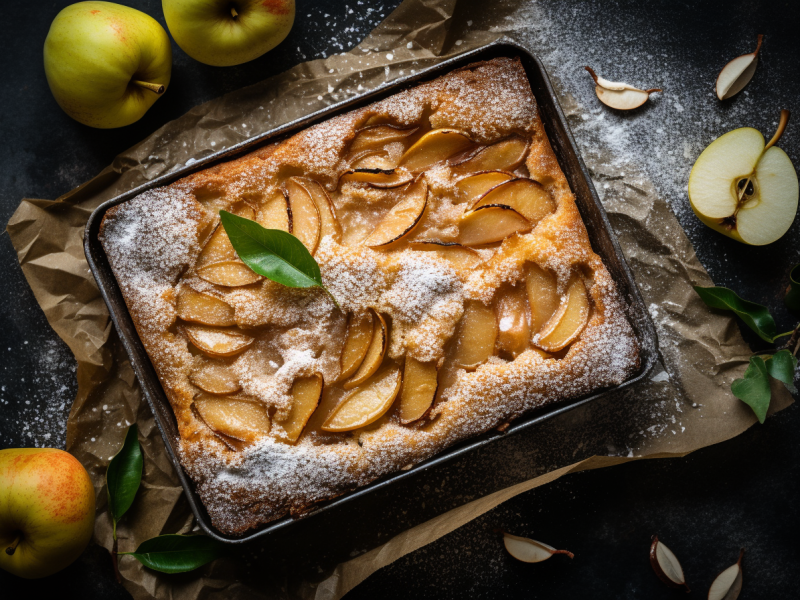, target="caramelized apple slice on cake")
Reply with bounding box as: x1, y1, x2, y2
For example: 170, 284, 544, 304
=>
284, 178, 321, 253
339, 168, 414, 189
176, 288, 236, 326
526, 264, 560, 334
197, 261, 262, 287
399, 358, 438, 424
189, 359, 241, 394
339, 311, 375, 381
194, 394, 270, 446
471, 179, 555, 226
196, 224, 236, 268
322, 366, 402, 432
294, 177, 342, 243
495, 284, 531, 358
349, 124, 419, 153
451, 135, 530, 174
185, 325, 254, 358
398, 129, 475, 172
457, 205, 531, 246
344, 310, 388, 390
452, 301, 498, 369
535, 277, 590, 352
363, 178, 428, 247
278, 374, 324, 443
408, 241, 483, 271
455, 170, 516, 204
257, 190, 292, 232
